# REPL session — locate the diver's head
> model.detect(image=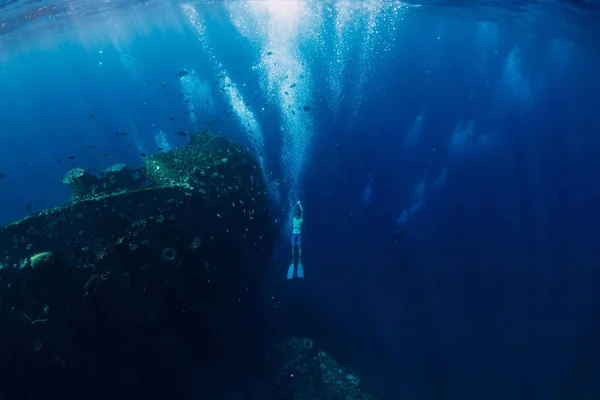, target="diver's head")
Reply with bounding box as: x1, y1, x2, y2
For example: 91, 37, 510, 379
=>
294, 206, 302, 218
